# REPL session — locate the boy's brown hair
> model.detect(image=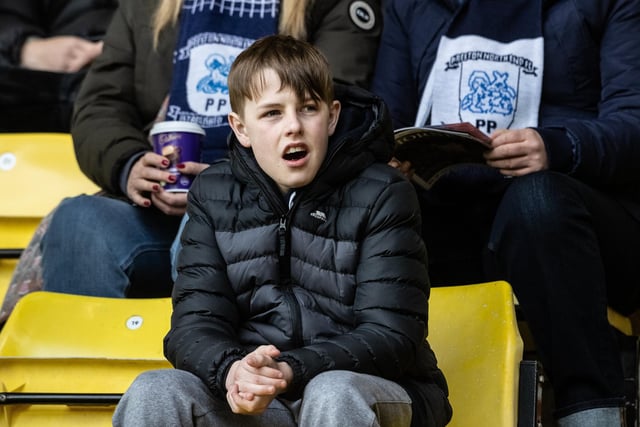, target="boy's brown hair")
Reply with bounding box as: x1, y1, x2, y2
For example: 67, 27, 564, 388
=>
228, 35, 334, 116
